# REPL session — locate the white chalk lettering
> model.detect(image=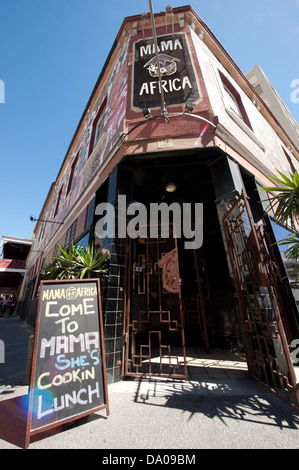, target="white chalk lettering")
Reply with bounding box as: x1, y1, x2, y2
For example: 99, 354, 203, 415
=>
37, 367, 95, 390
83, 298, 96, 315
42, 286, 97, 301
40, 332, 99, 358
45, 299, 96, 318
37, 382, 101, 419
55, 317, 79, 334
